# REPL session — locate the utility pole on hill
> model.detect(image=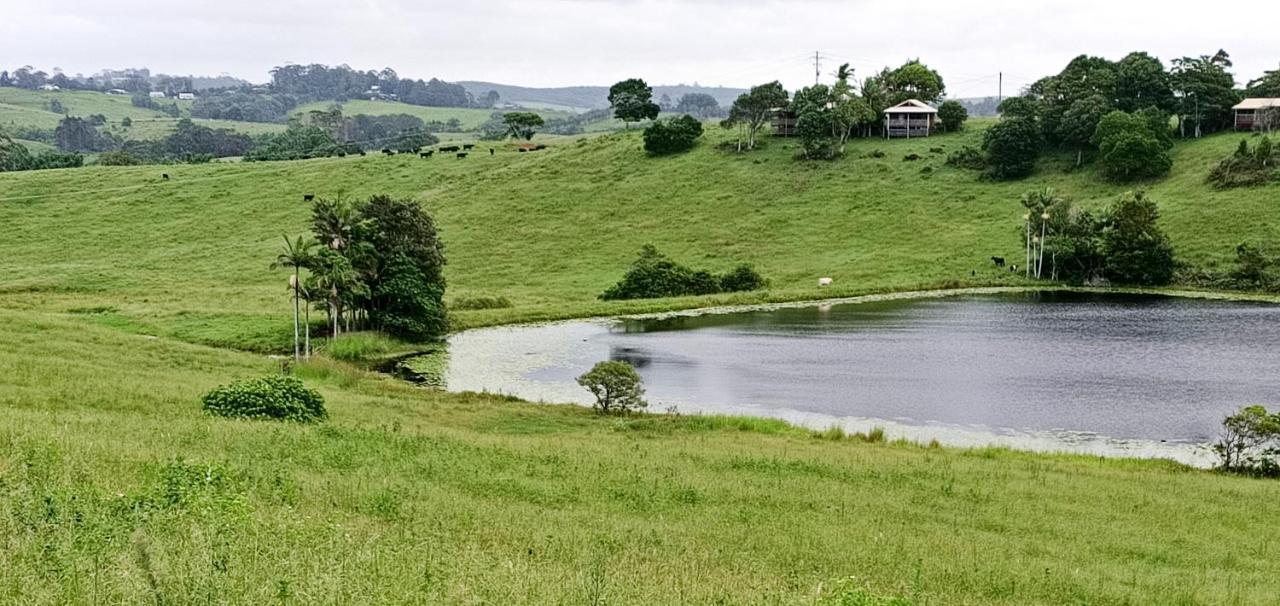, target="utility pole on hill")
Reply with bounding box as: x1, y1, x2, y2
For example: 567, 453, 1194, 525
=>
998, 72, 1003, 104
814, 51, 821, 86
